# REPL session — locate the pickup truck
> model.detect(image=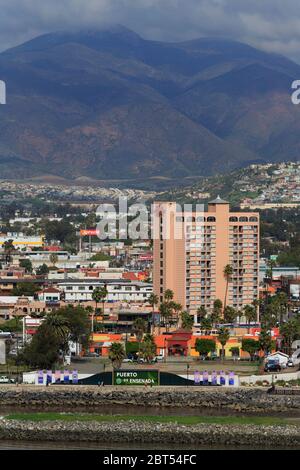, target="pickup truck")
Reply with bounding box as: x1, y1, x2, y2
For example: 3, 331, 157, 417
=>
0, 376, 15, 384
